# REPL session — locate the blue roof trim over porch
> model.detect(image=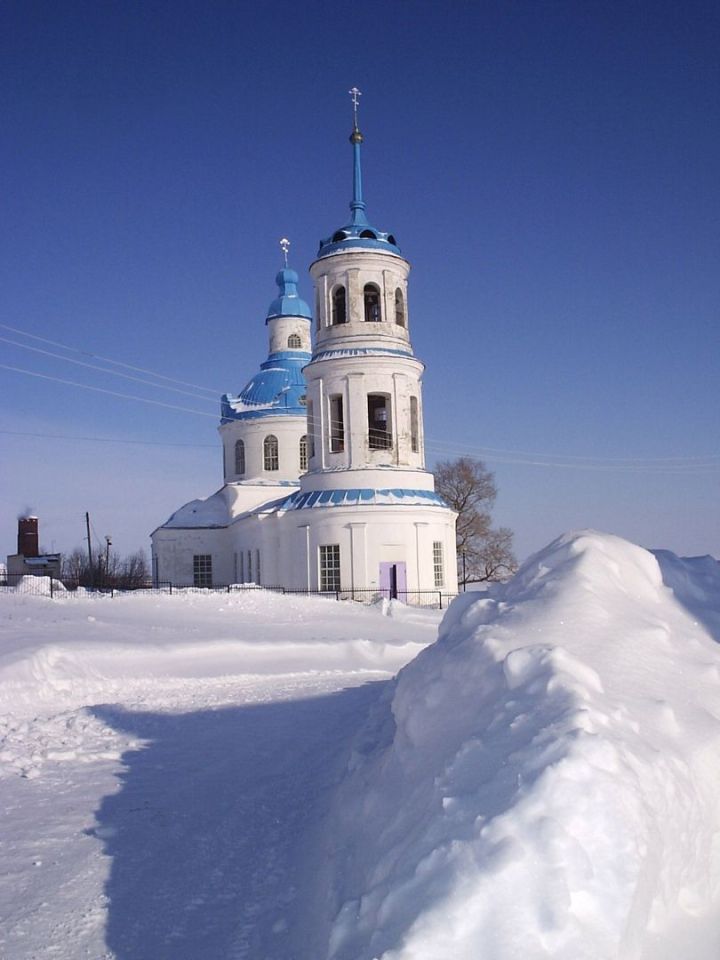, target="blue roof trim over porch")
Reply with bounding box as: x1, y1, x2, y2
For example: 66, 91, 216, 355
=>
263, 487, 449, 513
